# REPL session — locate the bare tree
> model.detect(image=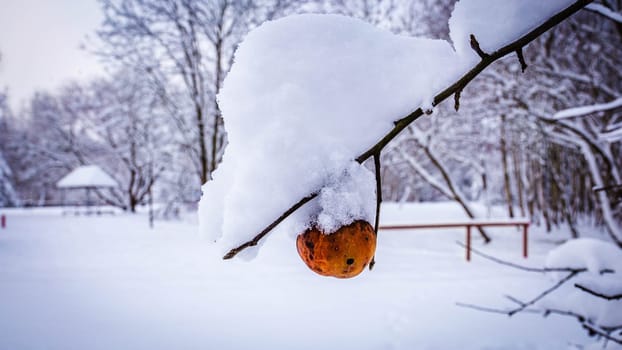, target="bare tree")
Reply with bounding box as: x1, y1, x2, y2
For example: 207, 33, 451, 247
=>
95, 0, 304, 186
0, 90, 19, 207
85, 70, 173, 212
